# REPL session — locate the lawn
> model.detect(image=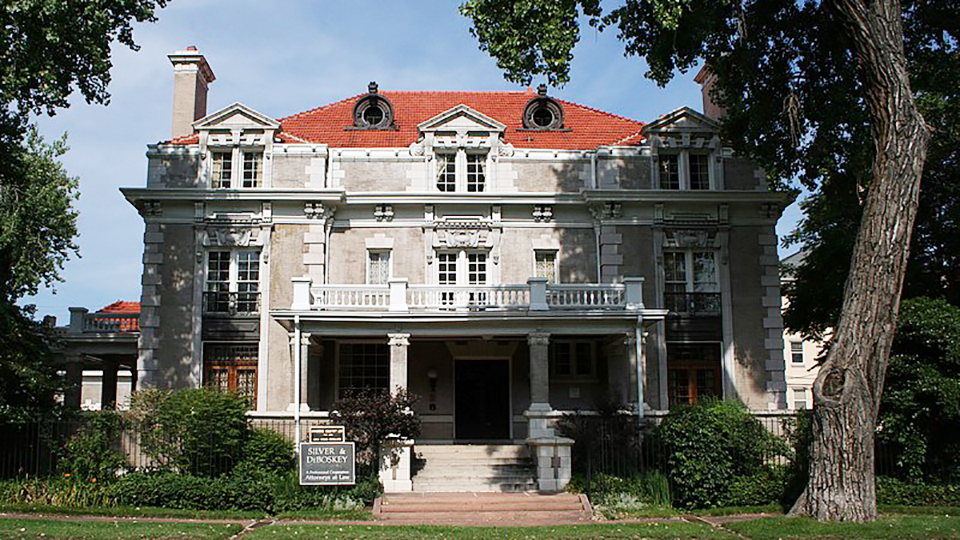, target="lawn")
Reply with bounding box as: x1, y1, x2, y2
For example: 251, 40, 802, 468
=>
0, 518, 244, 540
243, 522, 739, 540
726, 512, 960, 539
